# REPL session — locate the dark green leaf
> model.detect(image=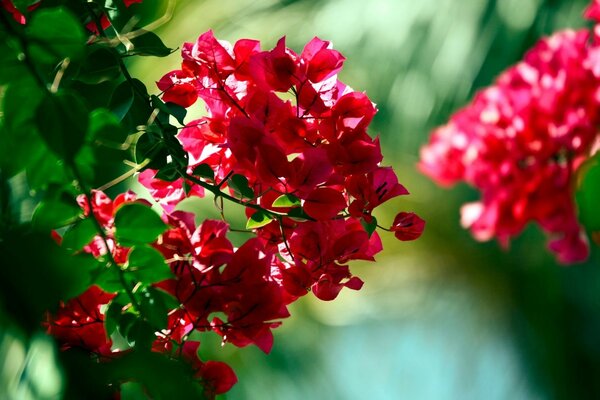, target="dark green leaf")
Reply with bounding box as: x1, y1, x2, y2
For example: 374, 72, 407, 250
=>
105, 292, 129, 337
361, 216, 378, 237
576, 155, 600, 233
27, 7, 86, 64
229, 174, 254, 199
246, 210, 274, 229
134, 132, 169, 170
138, 286, 170, 330
150, 95, 187, 125
77, 46, 121, 84
126, 319, 156, 349
129, 30, 174, 57
36, 91, 90, 161
120, 381, 149, 400
114, 203, 167, 245
62, 218, 98, 251
154, 163, 181, 182
0, 78, 45, 177
127, 245, 174, 284
0, 37, 25, 84
109, 80, 135, 121
75, 108, 130, 187
32, 190, 81, 229
287, 206, 311, 221
192, 163, 214, 181
272, 193, 301, 208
